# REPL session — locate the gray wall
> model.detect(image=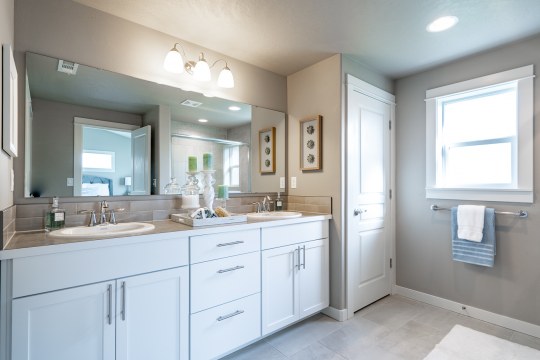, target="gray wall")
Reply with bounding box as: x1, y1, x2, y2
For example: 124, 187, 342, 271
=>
0, 0, 14, 211
30, 98, 141, 197
395, 34, 540, 325
14, 0, 287, 201
143, 105, 171, 194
